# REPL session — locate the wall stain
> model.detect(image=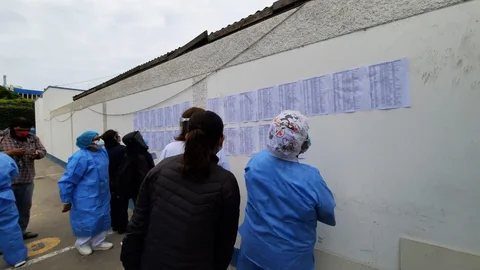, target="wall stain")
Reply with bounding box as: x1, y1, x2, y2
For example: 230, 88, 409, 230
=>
317, 236, 325, 244
414, 225, 426, 232
471, 81, 480, 90
463, 65, 475, 74
452, 77, 461, 86
422, 72, 431, 84
456, 59, 463, 67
